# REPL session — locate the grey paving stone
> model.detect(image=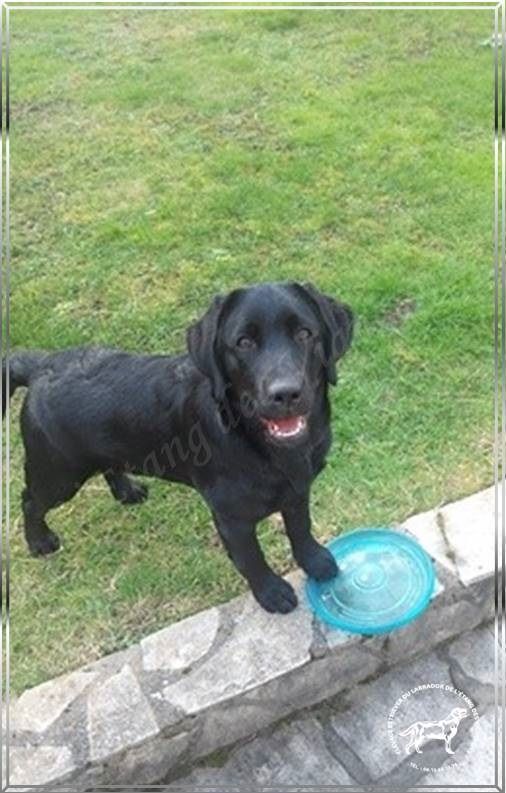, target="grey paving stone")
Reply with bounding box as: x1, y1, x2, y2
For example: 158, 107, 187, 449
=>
9, 745, 76, 786
171, 717, 353, 788
12, 669, 96, 734
402, 485, 496, 586
246, 718, 354, 786
447, 623, 496, 687
328, 649, 457, 780
87, 663, 159, 763
162, 585, 313, 714
141, 607, 220, 672
420, 707, 497, 786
